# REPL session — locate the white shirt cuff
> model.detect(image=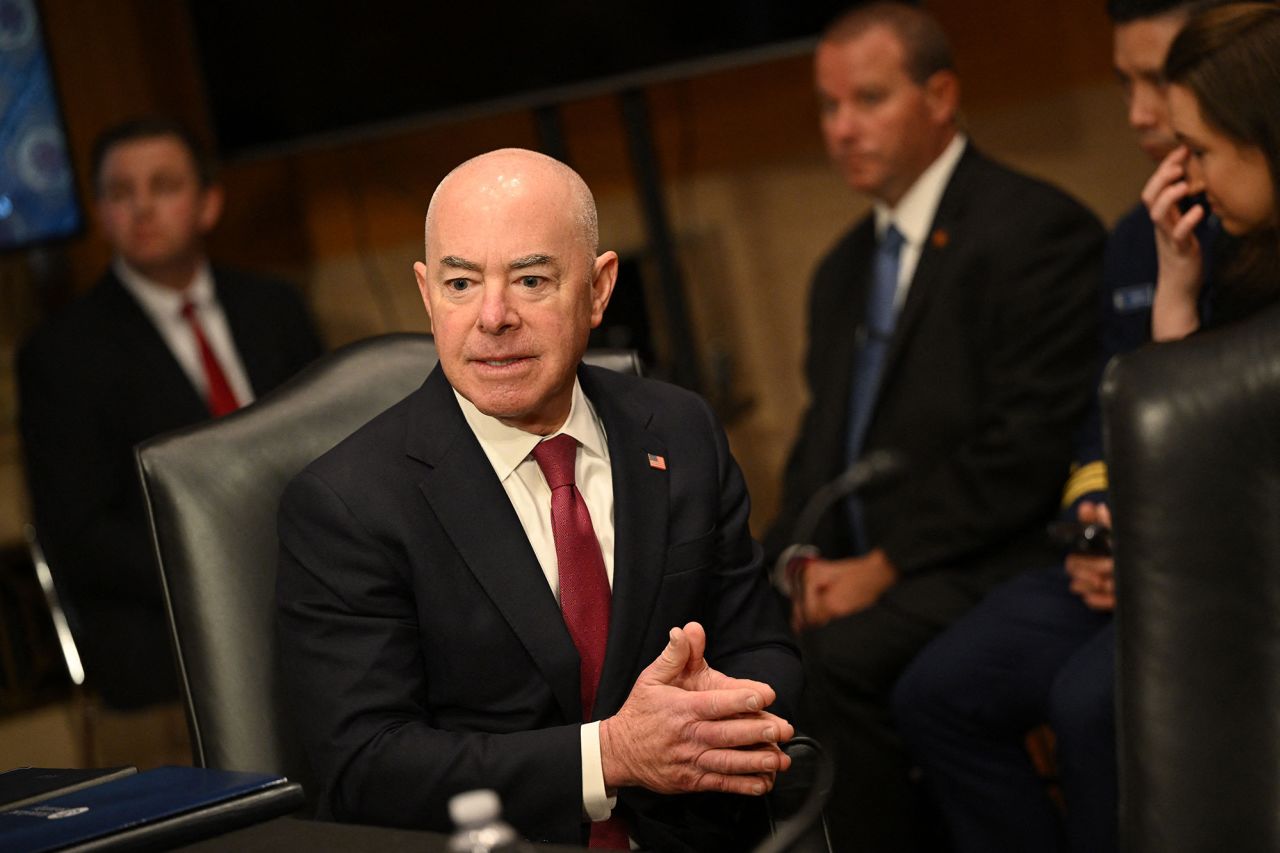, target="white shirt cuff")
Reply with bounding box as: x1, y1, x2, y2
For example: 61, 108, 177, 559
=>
581, 721, 616, 821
